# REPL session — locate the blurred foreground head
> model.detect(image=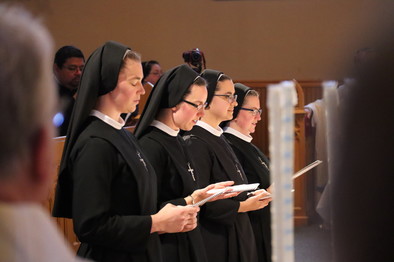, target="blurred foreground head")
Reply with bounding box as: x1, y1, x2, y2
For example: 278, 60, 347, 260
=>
0, 4, 56, 202
332, 39, 394, 261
